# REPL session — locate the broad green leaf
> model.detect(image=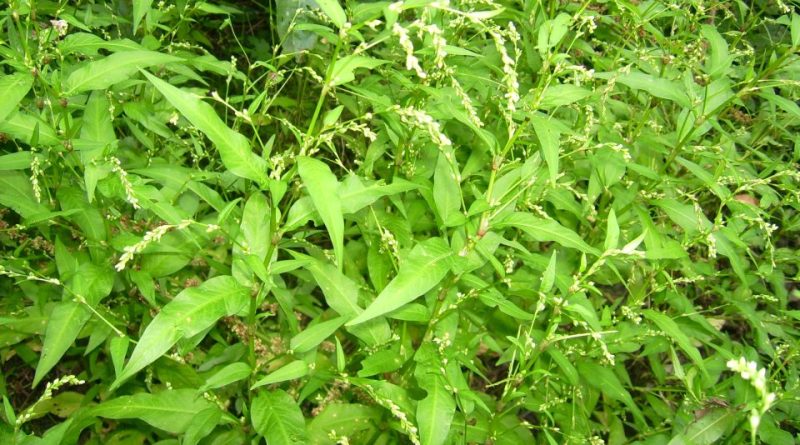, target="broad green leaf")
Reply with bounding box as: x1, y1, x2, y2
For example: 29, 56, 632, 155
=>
80, 91, 116, 167
416, 374, 455, 445
577, 361, 645, 424
540, 250, 557, 293
604, 209, 619, 251
64, 51, 181, 94
251, 390, 308, 444
0, 72, 33, 122
330, 55, 387, 86
33, 302, 91, 386
494, 212, 599, 255
0, 112, 60, 145
183, 406, 222, 445
113, 276, 249, 388
315, 0, 347, 28
0, 171, 49, 218
58, 188, 107, 242
297, 157, 344, 269
433, 152, 463, 226
133, 0, 152, 32
793, 13, 800, 47
643, 310, 707, 377
537, 13, 571, 54
303, 257, 361, 316
69, 262, 114, 306
616, 71, 691, 108
290, 316, 348, 353
339, 176, 418, 214
239, 193, 271, 260
109, 336, 128, 378
683, 408, 737, 445
0, 151, 33, 171
308, 404, 381, 445
251, 360, 309, 389
700, 25, 732, 78
655, 198, 711, 235
58, 34, 143, 55
141, 70, 269, 185
530, 114, 560, 183
91, 389, 218, 434
347, 238, 452, 326
200, 362, 251, 391
538, 84, 592, 108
